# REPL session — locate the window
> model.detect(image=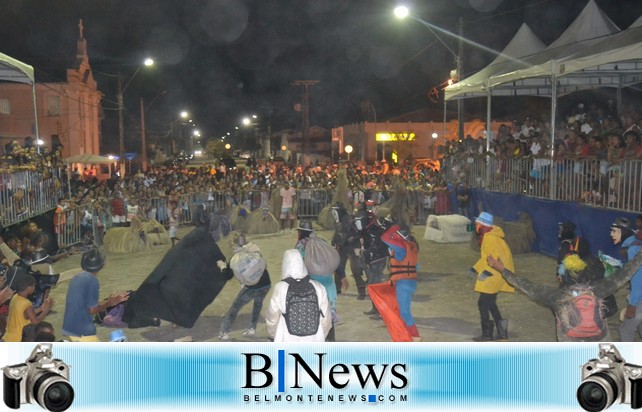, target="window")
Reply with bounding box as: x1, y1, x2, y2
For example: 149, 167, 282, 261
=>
0, 98, 10, 114
46, 95, 61, 116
